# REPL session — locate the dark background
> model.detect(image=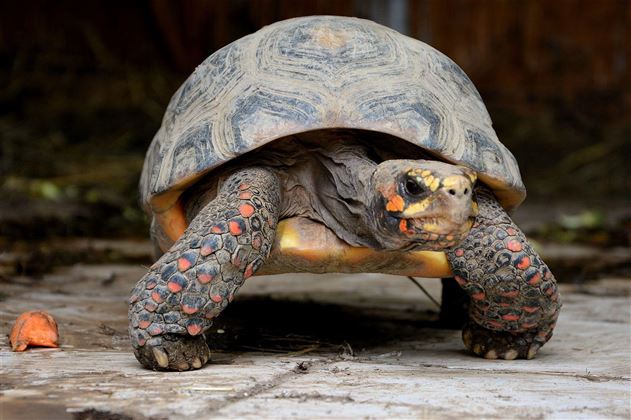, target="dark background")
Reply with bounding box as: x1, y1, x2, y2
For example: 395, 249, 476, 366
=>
1, 0, 630, 239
